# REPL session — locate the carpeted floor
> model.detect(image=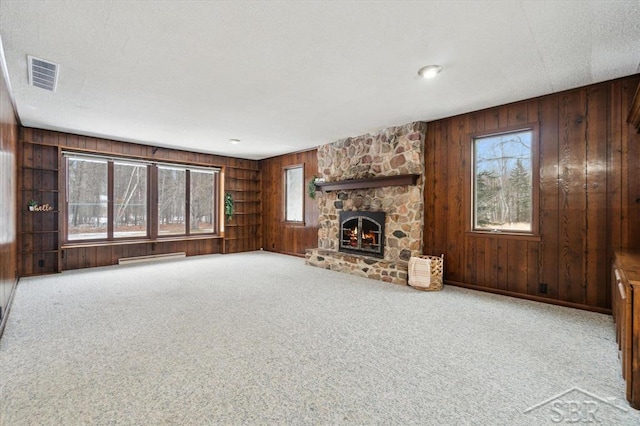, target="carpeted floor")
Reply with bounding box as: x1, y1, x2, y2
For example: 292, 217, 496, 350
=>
1, 251, 638, 425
